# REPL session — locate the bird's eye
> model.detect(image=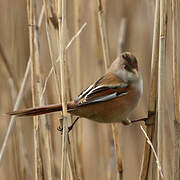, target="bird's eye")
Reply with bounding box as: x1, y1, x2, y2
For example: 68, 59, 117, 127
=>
124, 65, 131, 71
